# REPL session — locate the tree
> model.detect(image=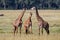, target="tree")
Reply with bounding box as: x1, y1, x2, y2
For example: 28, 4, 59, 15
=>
2, 0, 6, 9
